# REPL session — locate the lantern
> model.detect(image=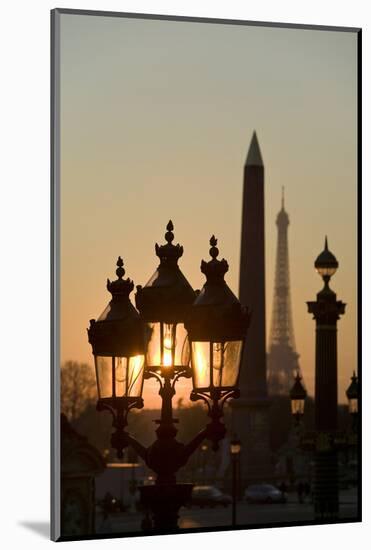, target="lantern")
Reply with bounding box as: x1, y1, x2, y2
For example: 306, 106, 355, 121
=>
186, 236, 249, 397
289, 372, 307, 419
88, 257, 146, 409
230, 437, 242, 456
135, 221, 196, 375
346, 372, 358, 415
314, 236, 339, 281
